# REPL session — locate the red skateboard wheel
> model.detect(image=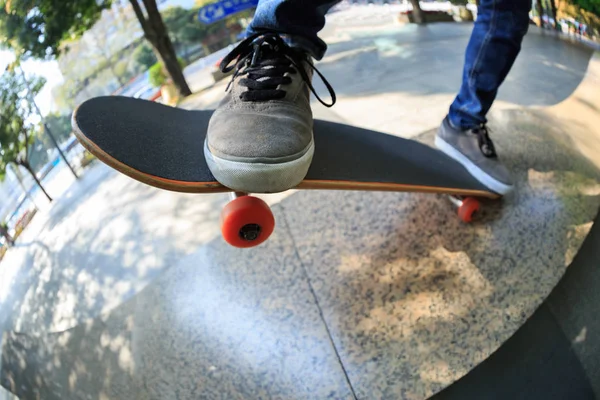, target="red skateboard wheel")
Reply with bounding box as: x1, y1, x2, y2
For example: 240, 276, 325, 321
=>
220, 196, 275, 248
457, 197, 480, 223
